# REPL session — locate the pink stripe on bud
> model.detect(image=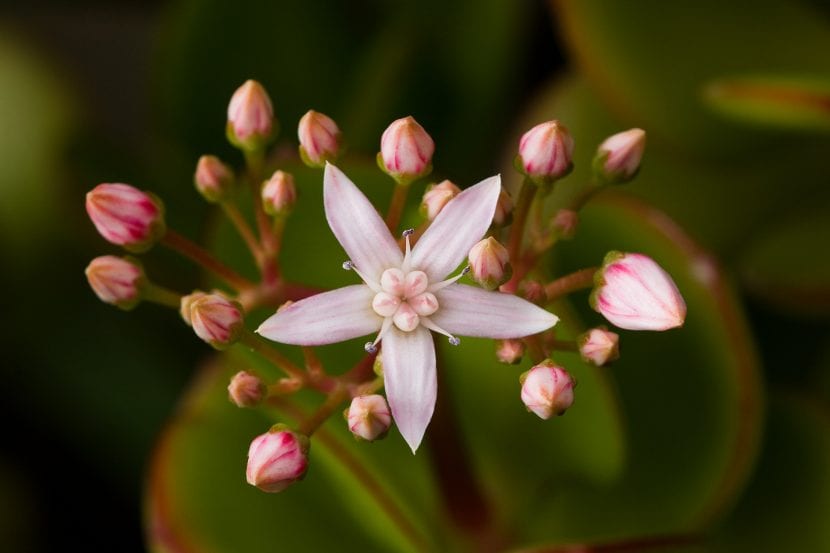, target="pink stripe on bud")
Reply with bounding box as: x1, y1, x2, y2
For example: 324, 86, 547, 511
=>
495, 339, 525, 364
246, 428, 309, 493
85, 183, 165, 252
578, 327, 620, 366
261, 170, 296, 216
379, 116, 434, 181
85, 255, 145, 310
183, 292, 244, 349
468, 237, 511, 290
298, 110, 341, 167
346, 395, 392, 441
227, 80, 274, 149
228, 371, 266, 408
594, 128, 646, 184
518, 120, 574, 182
194, 155, 234, 202
420, 180, 460, 221
520, 361, 574, 419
